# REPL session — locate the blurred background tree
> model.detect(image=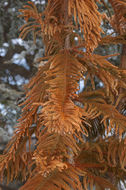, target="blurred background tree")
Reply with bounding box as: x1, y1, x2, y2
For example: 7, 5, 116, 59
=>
0, 0, 46, 141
